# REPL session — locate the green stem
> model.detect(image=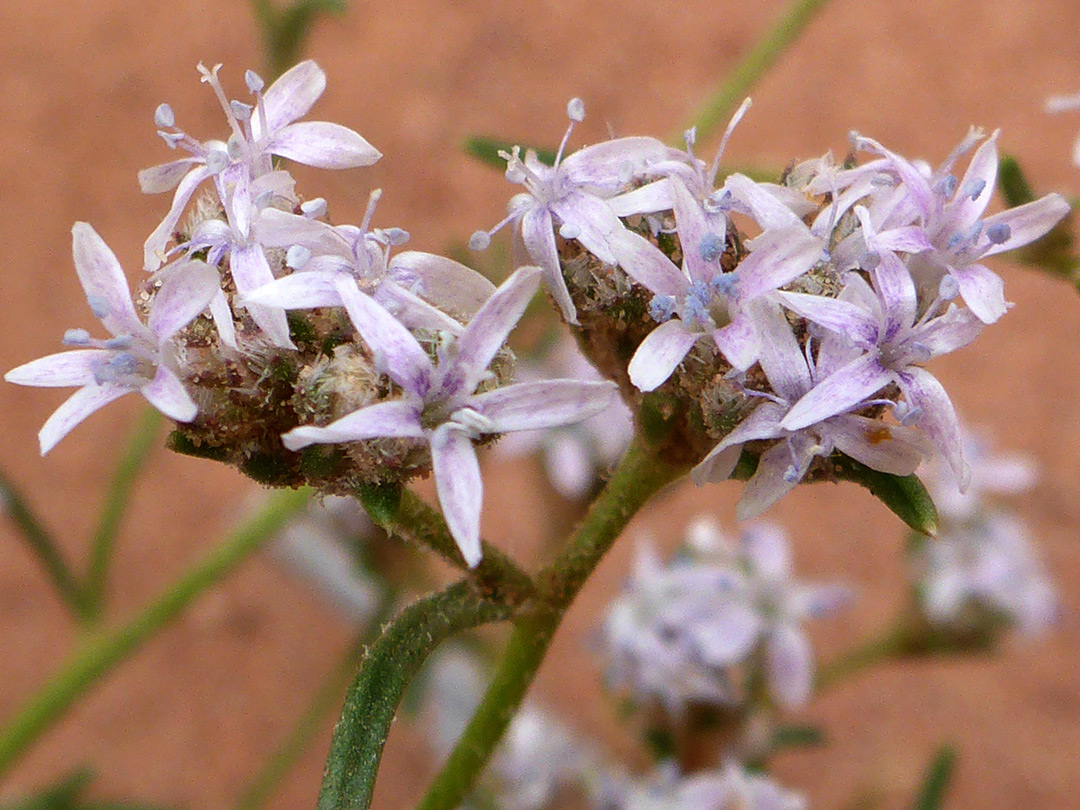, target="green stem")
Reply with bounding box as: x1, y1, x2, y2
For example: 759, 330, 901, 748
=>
816, 618, 919, 691
356, 486, 535, 607
0, 468, 89, 621
415, 438, 687, 810
0, 487, 311, 778
235, 596, 394, 810
318, 581, 512, 810
684, 0, 834, 142
85, 407, 163, 622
